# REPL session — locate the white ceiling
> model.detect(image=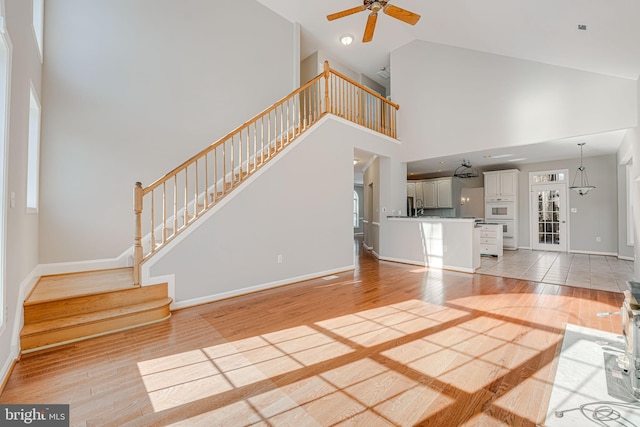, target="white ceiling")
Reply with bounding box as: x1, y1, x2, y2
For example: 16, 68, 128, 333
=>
256, 0, 640, 175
